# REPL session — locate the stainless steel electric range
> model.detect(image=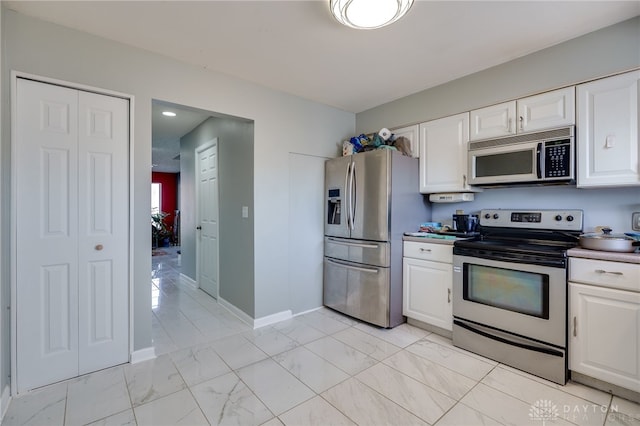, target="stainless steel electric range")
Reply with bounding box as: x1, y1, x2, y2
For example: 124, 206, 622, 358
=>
452, 209, 583, 385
